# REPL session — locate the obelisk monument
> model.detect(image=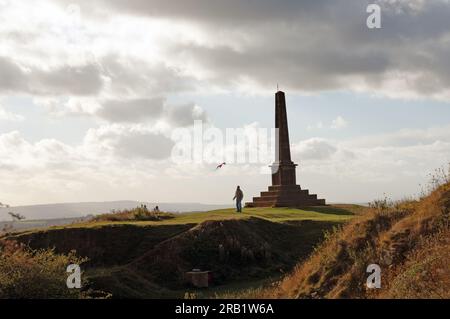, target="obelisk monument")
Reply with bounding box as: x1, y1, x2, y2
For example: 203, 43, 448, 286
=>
271, 91, 297, 186
246, 91, 326, 207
